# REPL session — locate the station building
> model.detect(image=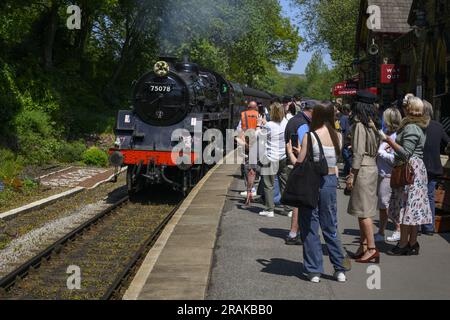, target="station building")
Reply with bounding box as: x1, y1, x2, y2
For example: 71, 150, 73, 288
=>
351, 0, 450, 127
